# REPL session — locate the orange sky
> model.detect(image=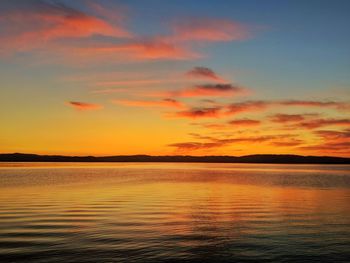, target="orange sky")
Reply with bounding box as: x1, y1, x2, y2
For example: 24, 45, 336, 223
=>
0, 0, 349, 157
